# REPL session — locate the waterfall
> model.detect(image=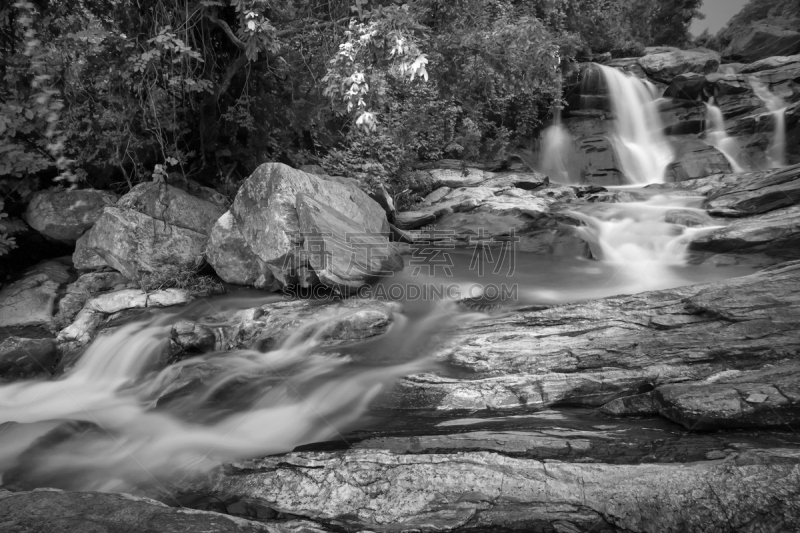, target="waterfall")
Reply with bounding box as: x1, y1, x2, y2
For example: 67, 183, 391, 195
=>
750, 78, 787, 168
596, 65, 674, 184
705, 98, 745, 173
538, 108, 577, 184
565, 194, 721, 293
